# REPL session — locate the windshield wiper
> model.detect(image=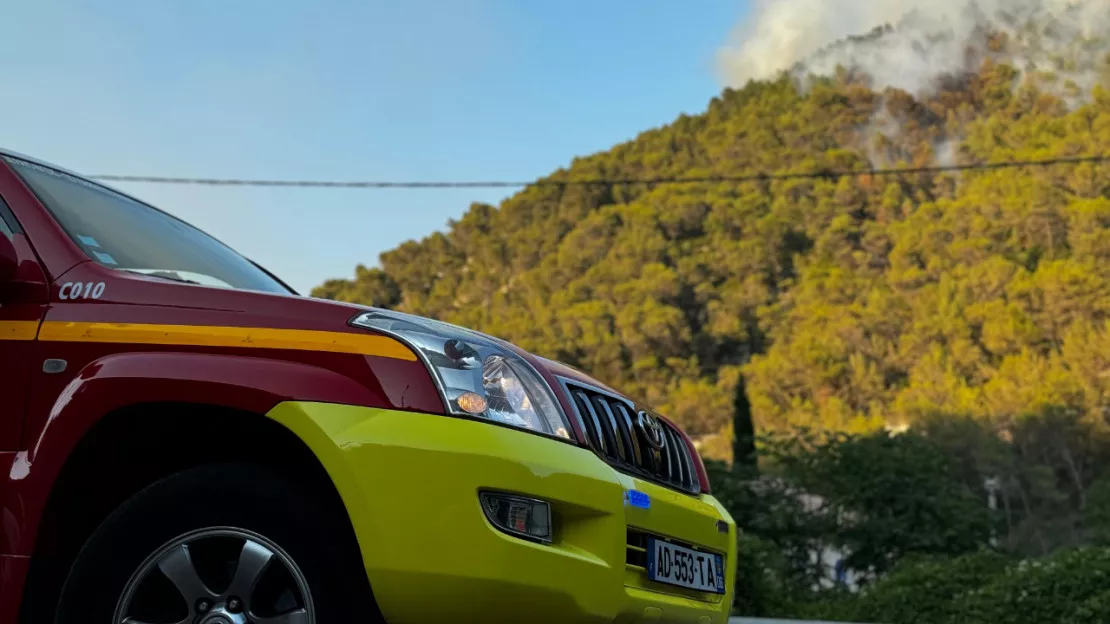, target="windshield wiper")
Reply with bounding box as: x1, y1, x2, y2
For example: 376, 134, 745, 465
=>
122, 269, 202, 285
